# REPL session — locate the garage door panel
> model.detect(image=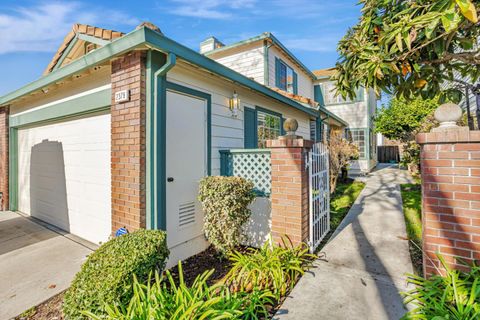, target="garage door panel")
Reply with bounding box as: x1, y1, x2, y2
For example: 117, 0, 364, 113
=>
18, 113, 111, 244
